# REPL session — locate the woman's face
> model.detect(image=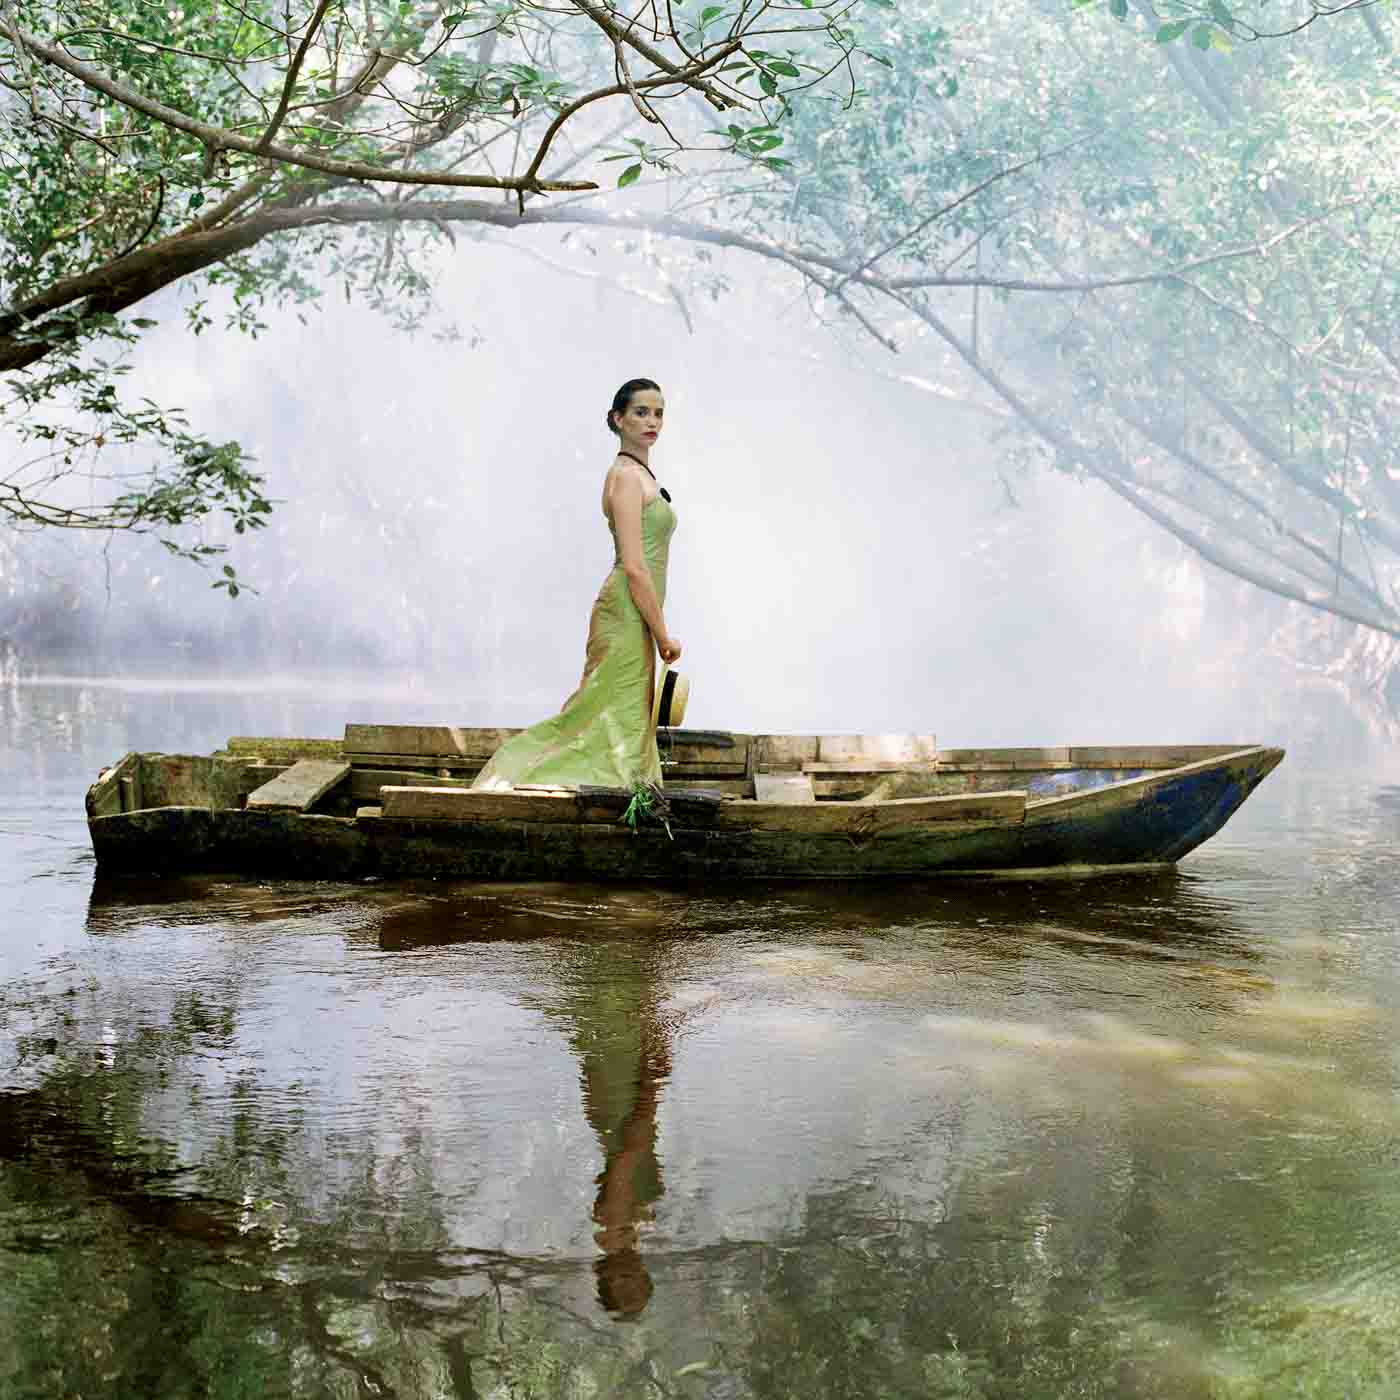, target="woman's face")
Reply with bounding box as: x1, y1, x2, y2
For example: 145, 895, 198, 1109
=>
614, 389, 664, 452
